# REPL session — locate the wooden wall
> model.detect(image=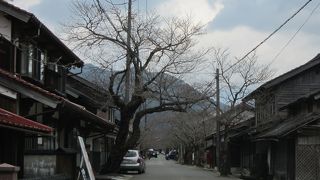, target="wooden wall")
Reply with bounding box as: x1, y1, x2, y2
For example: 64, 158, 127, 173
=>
0, 127, 24, 177
256, 65, 320, 125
